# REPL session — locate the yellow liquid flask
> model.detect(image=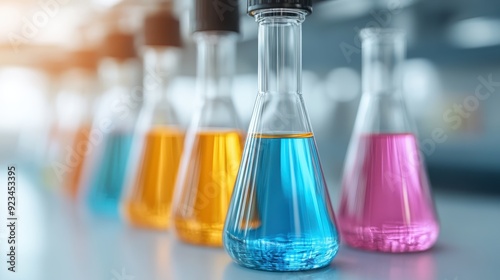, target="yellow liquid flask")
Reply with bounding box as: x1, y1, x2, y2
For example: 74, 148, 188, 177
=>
79, 31, 141, 218
172, 0, 244, 246
122, 10, 184, 229
223, 1, 339, 271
